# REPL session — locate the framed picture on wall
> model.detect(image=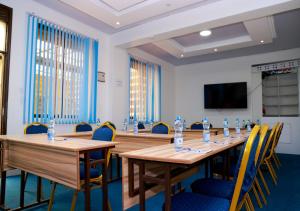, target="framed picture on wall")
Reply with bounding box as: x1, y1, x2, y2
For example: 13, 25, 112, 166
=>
98, 71, 105, 82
